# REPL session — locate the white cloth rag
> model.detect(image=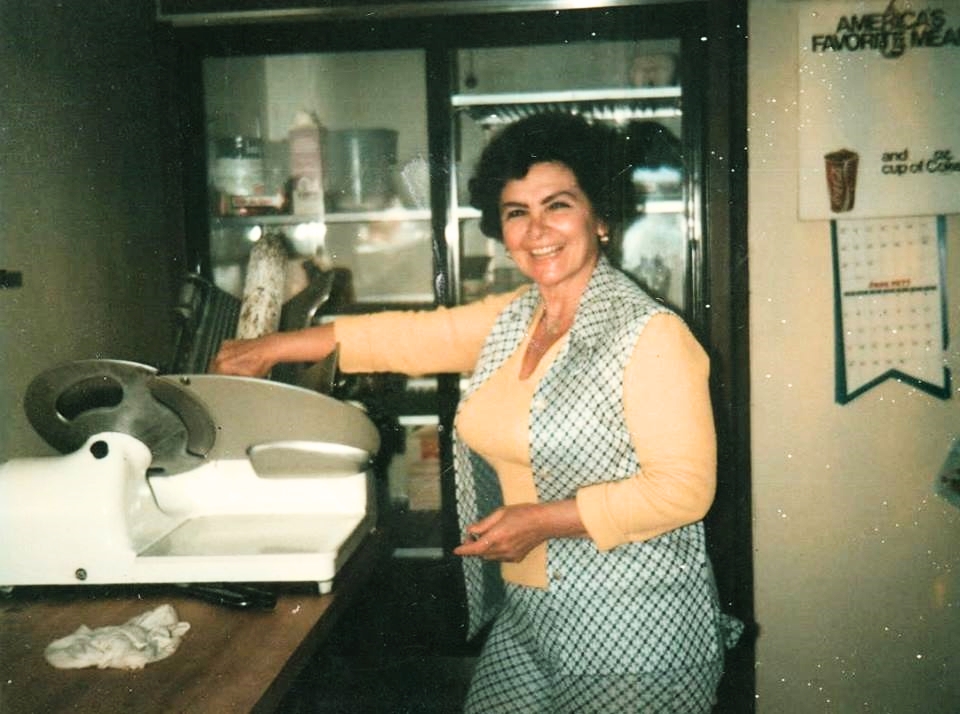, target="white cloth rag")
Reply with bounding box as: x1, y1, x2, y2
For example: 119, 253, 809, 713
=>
44, 604, 190, 670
